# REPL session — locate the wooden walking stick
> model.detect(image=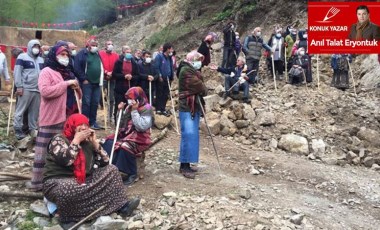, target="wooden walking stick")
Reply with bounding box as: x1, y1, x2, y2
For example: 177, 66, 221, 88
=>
167, 78, 179, 134
109, 106, 128, 165
101, 87, 107, 130
6, 83, 14, 136
74, 90, 82, 114
68, 205, 106, 230
302, 68, 309, 91
316, 54, 320, 90
347, 58, 357, 97
271, 54, 278, 92
149, 81, 152, 105
285, 47, 288, 83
